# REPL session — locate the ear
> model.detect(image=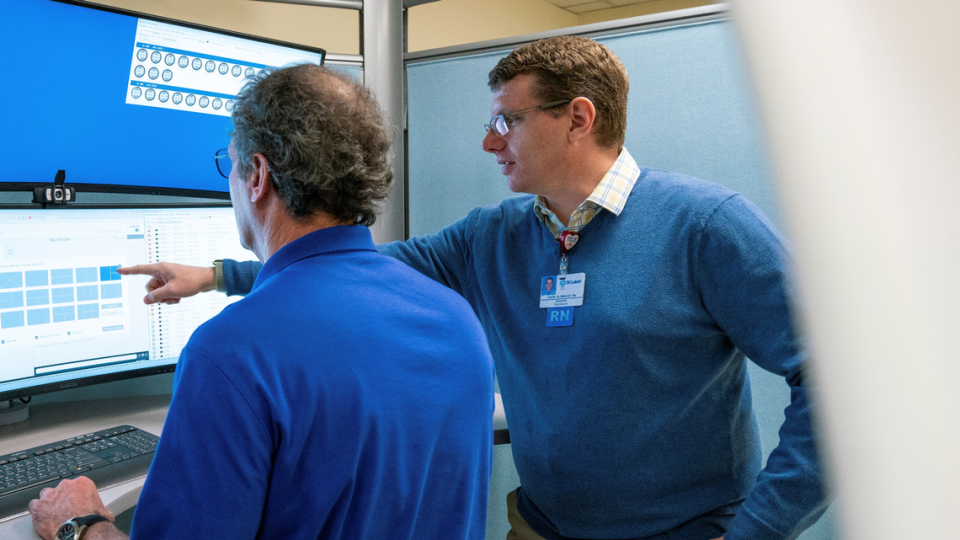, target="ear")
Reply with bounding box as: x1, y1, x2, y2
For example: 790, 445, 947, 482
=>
567, 97, 597, 143
248, 152, 274, 204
